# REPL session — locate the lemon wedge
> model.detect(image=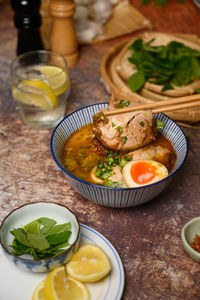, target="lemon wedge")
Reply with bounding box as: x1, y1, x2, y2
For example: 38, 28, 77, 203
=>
44, 266, 90, 300
39, 66, 70, 96
66, 243, 111, 283
12, 80, 58, 110
32, 280, 46, 300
